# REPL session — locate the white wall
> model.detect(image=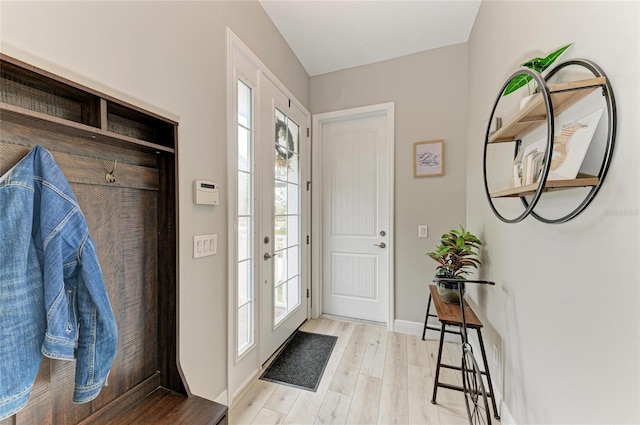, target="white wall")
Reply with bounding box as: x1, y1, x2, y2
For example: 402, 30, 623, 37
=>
311, 44, 469, 323
467, 1, 639, 423
0, 0, 309, 401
